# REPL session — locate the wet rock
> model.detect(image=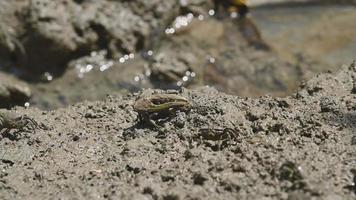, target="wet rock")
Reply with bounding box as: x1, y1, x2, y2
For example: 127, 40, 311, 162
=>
0, 1, 27, 68
0, 0, 180, 76
124, 0, 180, 28
0, 72, 31, 108
21, 0, 149, 73
150, 51, 196, 88
180, 0, 214, 15
23, 0, 80, 74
